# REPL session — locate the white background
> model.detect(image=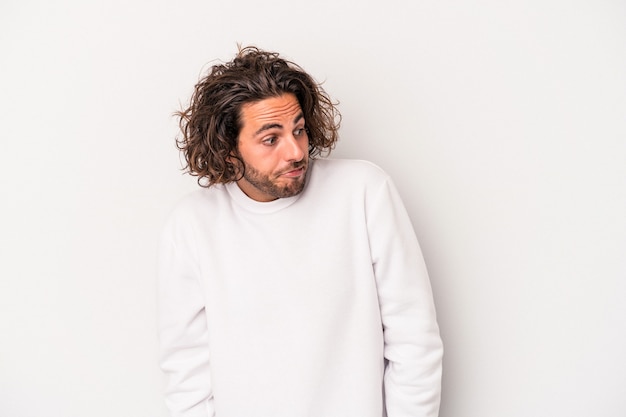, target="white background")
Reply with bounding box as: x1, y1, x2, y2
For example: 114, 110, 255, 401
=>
1, 1, 625, 416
